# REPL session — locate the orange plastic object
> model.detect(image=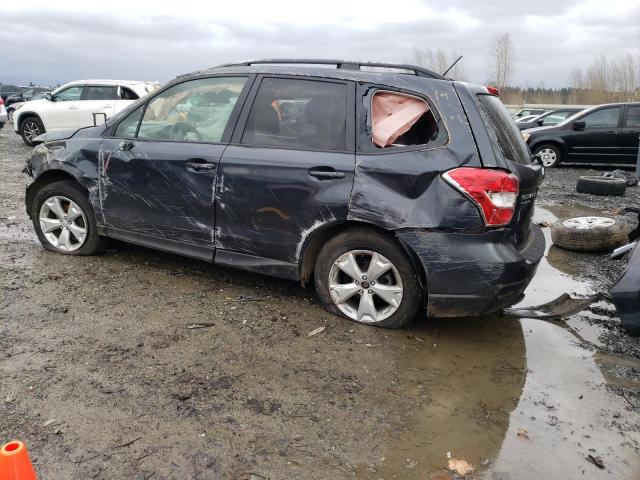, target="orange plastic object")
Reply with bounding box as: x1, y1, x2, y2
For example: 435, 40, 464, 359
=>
0, 441, 37, 480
